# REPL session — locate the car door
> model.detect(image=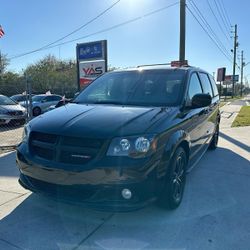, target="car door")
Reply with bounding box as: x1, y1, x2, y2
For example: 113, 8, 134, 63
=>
198, 72, 219, 145
51, 96, 62, 106
185, 72, 208, 161
41, 96, 56, 111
